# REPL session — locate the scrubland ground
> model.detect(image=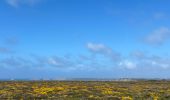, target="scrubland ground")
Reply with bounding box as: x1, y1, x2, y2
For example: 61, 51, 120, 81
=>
0, 80, 170, 100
